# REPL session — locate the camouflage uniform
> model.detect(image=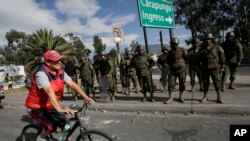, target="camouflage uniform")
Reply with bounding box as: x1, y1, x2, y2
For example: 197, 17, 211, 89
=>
199, 33, 226, 103
188, 38, 203, 92
124, 52, 139, 94
79, 57, 96, 100
63, 57, 78, 101
133, 45, 154, 102
98, 52, 116, 101
119, 56, 127, 94
221, 32, 243, 91
157, 46, 169, 92
108, 55, 117, 97
165, 37, 188, 104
